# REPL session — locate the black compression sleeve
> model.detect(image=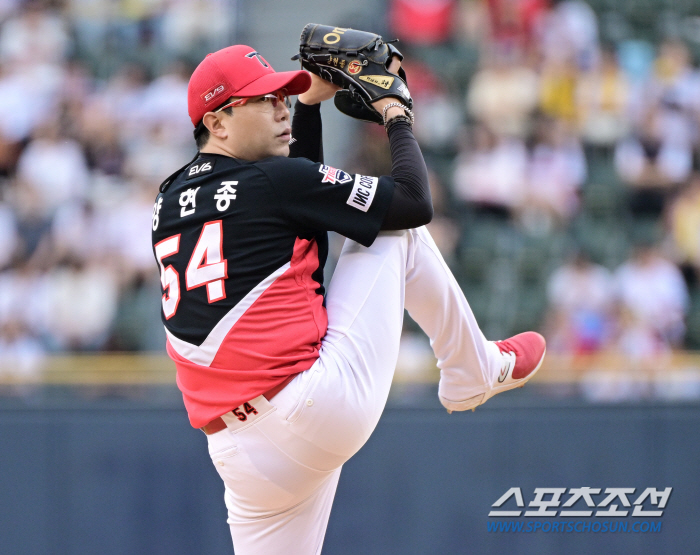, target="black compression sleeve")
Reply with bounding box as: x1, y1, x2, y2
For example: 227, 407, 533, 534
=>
289, 100, 324, 163
381, 120, 433, 230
